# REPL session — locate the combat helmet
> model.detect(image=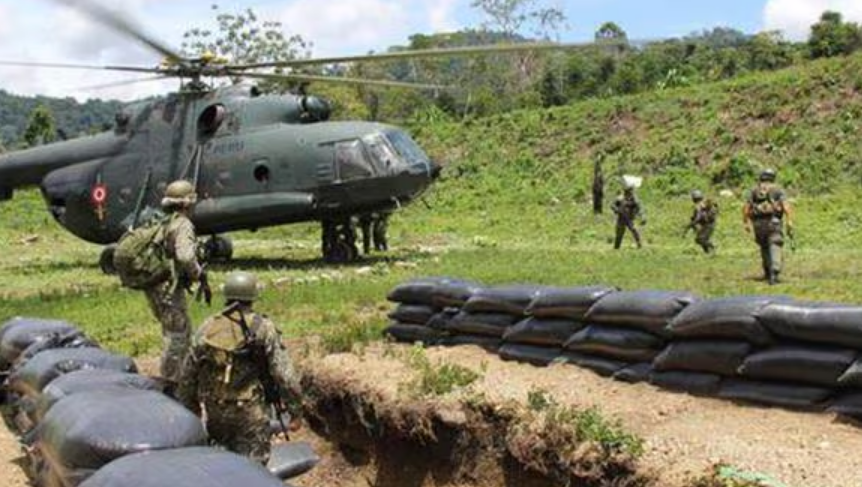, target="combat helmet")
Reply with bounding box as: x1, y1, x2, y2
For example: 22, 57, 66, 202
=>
161, 180, 197, 208
223, 271, 260, 302
690, 189, 704, 201
759, 168, 777, 182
